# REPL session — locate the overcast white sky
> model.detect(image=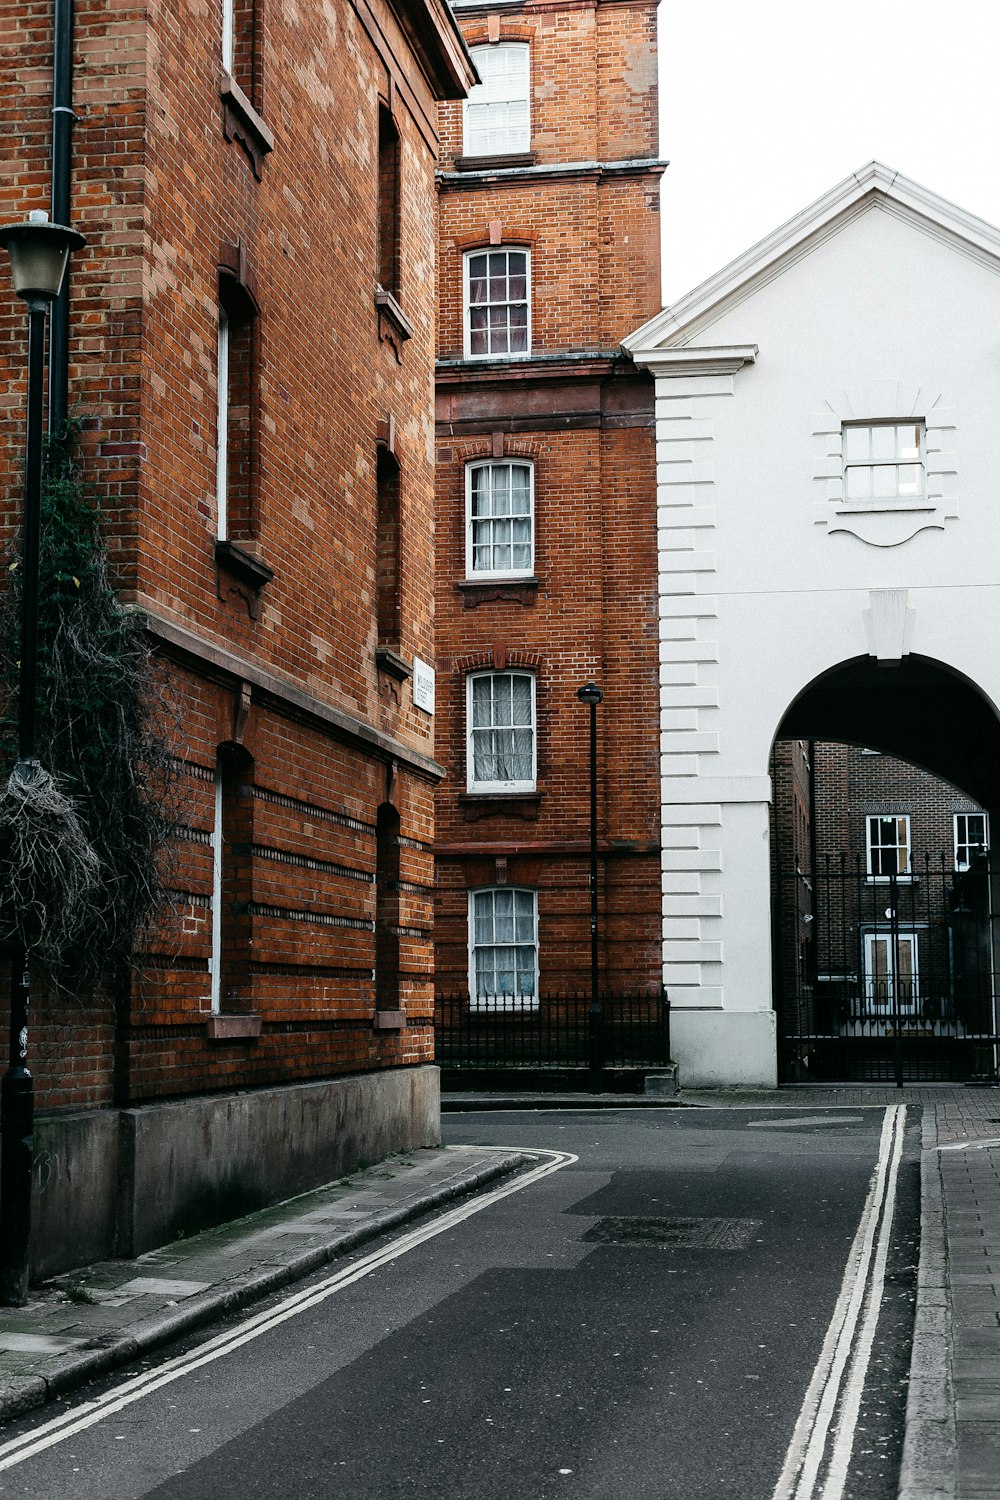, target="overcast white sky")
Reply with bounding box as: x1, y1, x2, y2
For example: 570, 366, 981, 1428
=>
658, 0, 1000, 304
